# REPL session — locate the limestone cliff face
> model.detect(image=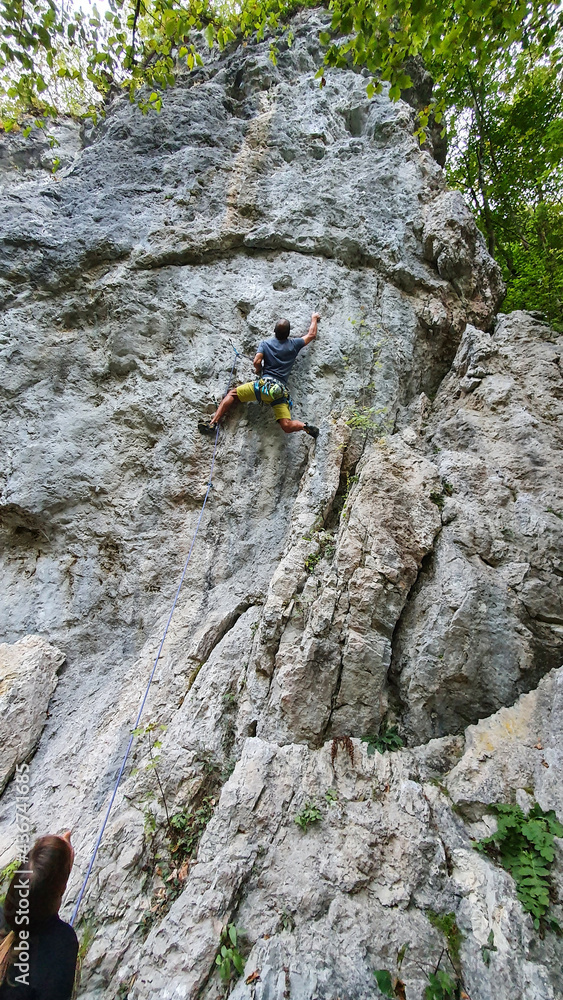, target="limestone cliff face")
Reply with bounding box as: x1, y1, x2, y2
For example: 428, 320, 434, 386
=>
0, 11, 562, 1000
